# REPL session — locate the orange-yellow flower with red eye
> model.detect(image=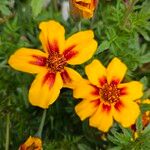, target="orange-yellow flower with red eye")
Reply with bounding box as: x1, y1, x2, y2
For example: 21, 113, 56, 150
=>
70, 0, 98, 19
74, 58, 143, 132
8, 20, 97, 109
19, 136, 42, 150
